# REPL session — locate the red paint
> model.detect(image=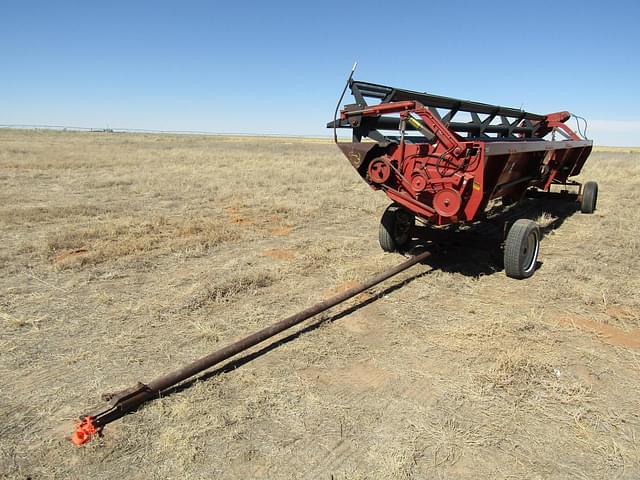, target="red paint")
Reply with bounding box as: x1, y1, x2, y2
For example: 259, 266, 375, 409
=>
338, 101, 592, 225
